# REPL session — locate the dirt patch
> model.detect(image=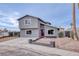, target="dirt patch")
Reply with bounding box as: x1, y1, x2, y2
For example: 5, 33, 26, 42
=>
35, 37, 79, 53
0, 37, 17, 42
59, 40, 79, 52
